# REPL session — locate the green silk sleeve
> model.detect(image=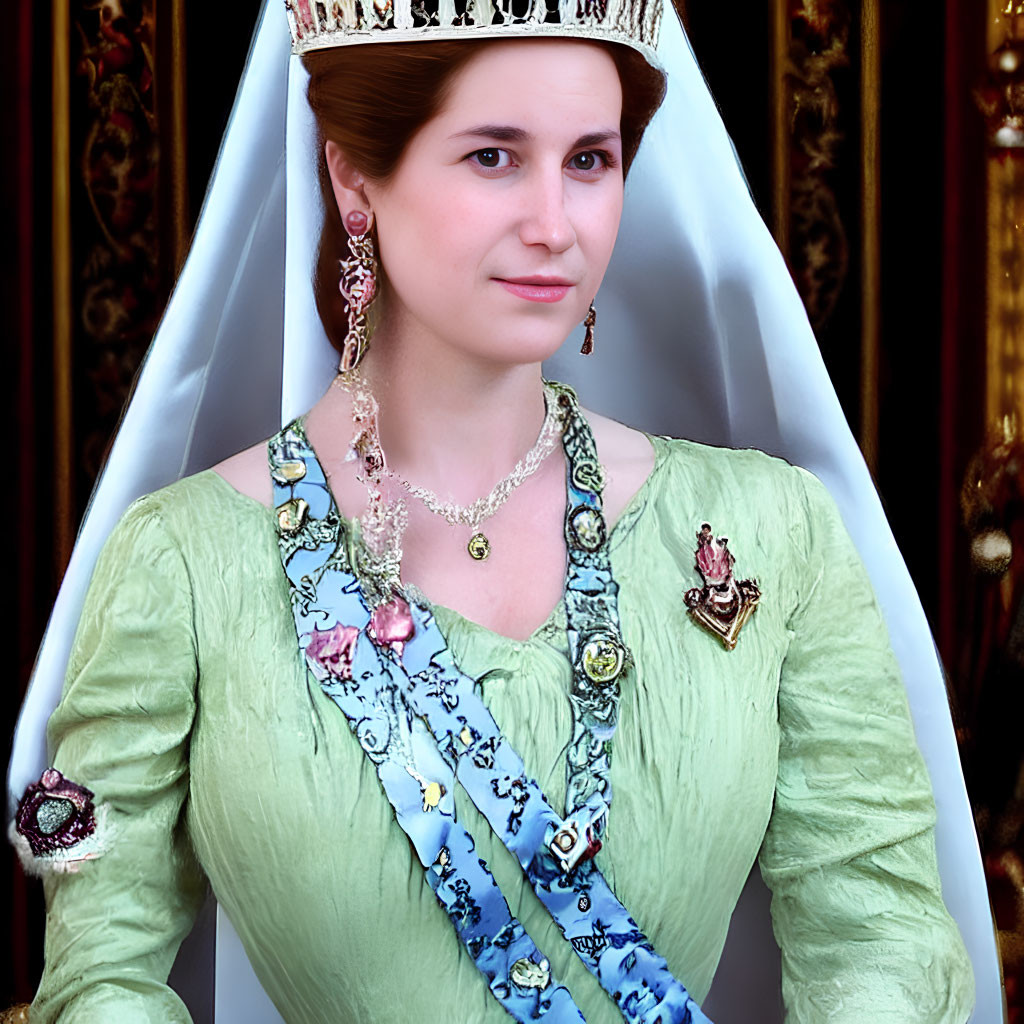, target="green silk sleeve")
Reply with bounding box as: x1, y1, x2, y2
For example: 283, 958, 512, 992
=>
30, 497, 206, 1023
759, 467, 975, 1023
